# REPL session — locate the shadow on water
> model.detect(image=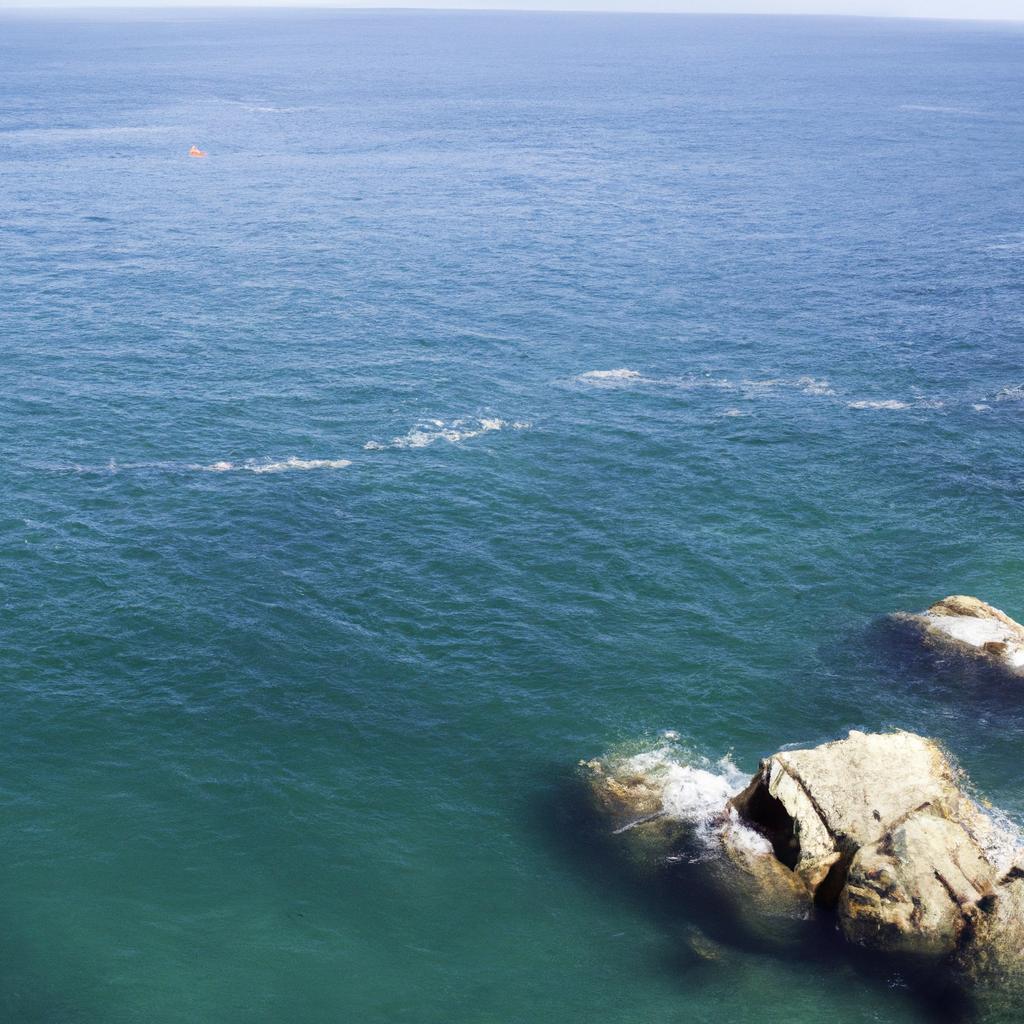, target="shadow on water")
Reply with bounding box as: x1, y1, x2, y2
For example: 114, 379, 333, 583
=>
0, 916, 97, 1024
868, 615, 1024, 707
527, 769, 981, 1024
